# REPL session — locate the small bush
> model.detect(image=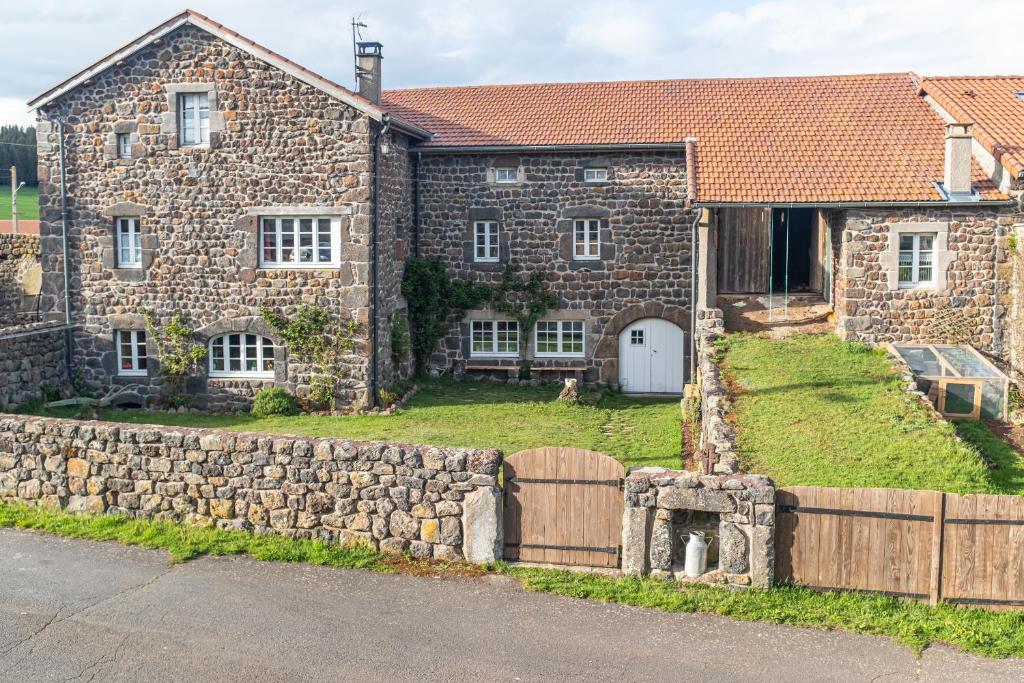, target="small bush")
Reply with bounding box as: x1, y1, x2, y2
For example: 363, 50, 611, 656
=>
250, 387, 298, 418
